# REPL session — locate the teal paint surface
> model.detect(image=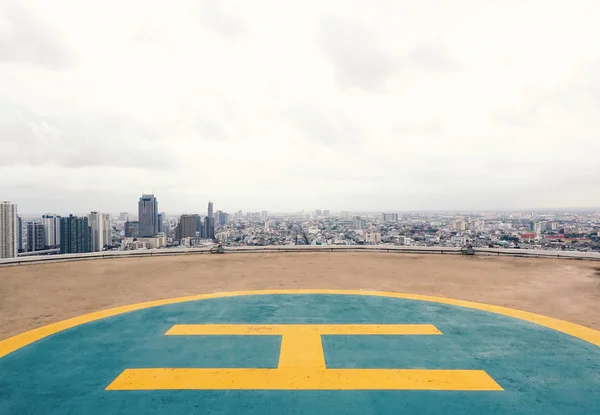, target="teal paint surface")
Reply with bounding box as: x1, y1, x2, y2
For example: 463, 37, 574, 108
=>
1, 294, 599, 414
